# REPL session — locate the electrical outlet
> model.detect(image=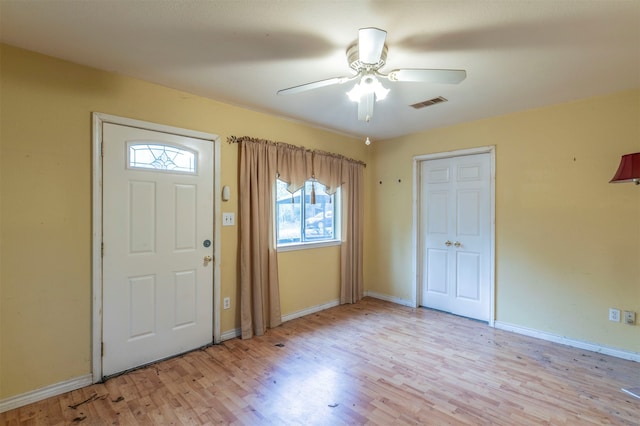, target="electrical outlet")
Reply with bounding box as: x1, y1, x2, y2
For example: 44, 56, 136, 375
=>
222, 212, 235, 226
223, 297, 230, 310
623, 311, 636, 325
609, 308, 620, 322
